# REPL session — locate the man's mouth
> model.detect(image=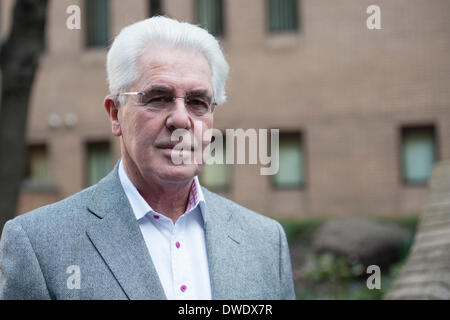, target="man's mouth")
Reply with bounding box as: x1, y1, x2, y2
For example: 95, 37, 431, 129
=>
156, 143, 195, 152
